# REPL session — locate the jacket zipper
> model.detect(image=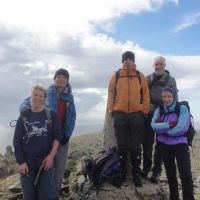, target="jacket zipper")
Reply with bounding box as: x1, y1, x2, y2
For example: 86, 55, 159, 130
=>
128, 71, 130, 112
